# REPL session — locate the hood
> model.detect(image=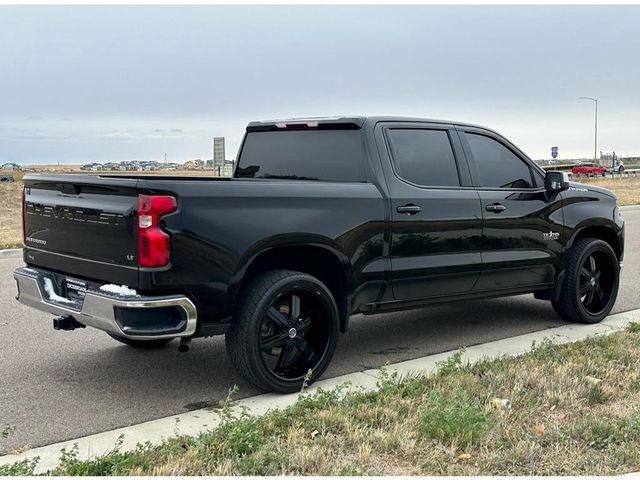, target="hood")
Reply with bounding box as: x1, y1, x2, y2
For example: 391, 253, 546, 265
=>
568, 181, 617, 200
